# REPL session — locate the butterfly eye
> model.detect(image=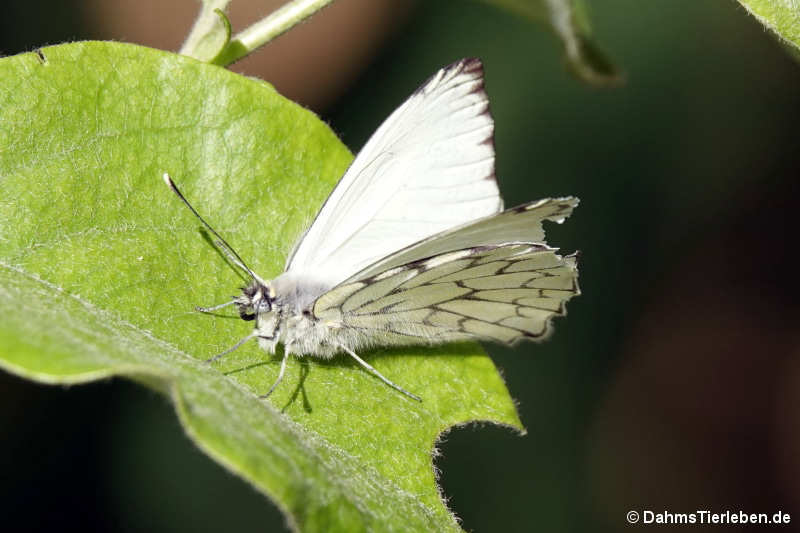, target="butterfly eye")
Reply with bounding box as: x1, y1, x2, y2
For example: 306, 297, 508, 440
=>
257, 299, 272, 314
